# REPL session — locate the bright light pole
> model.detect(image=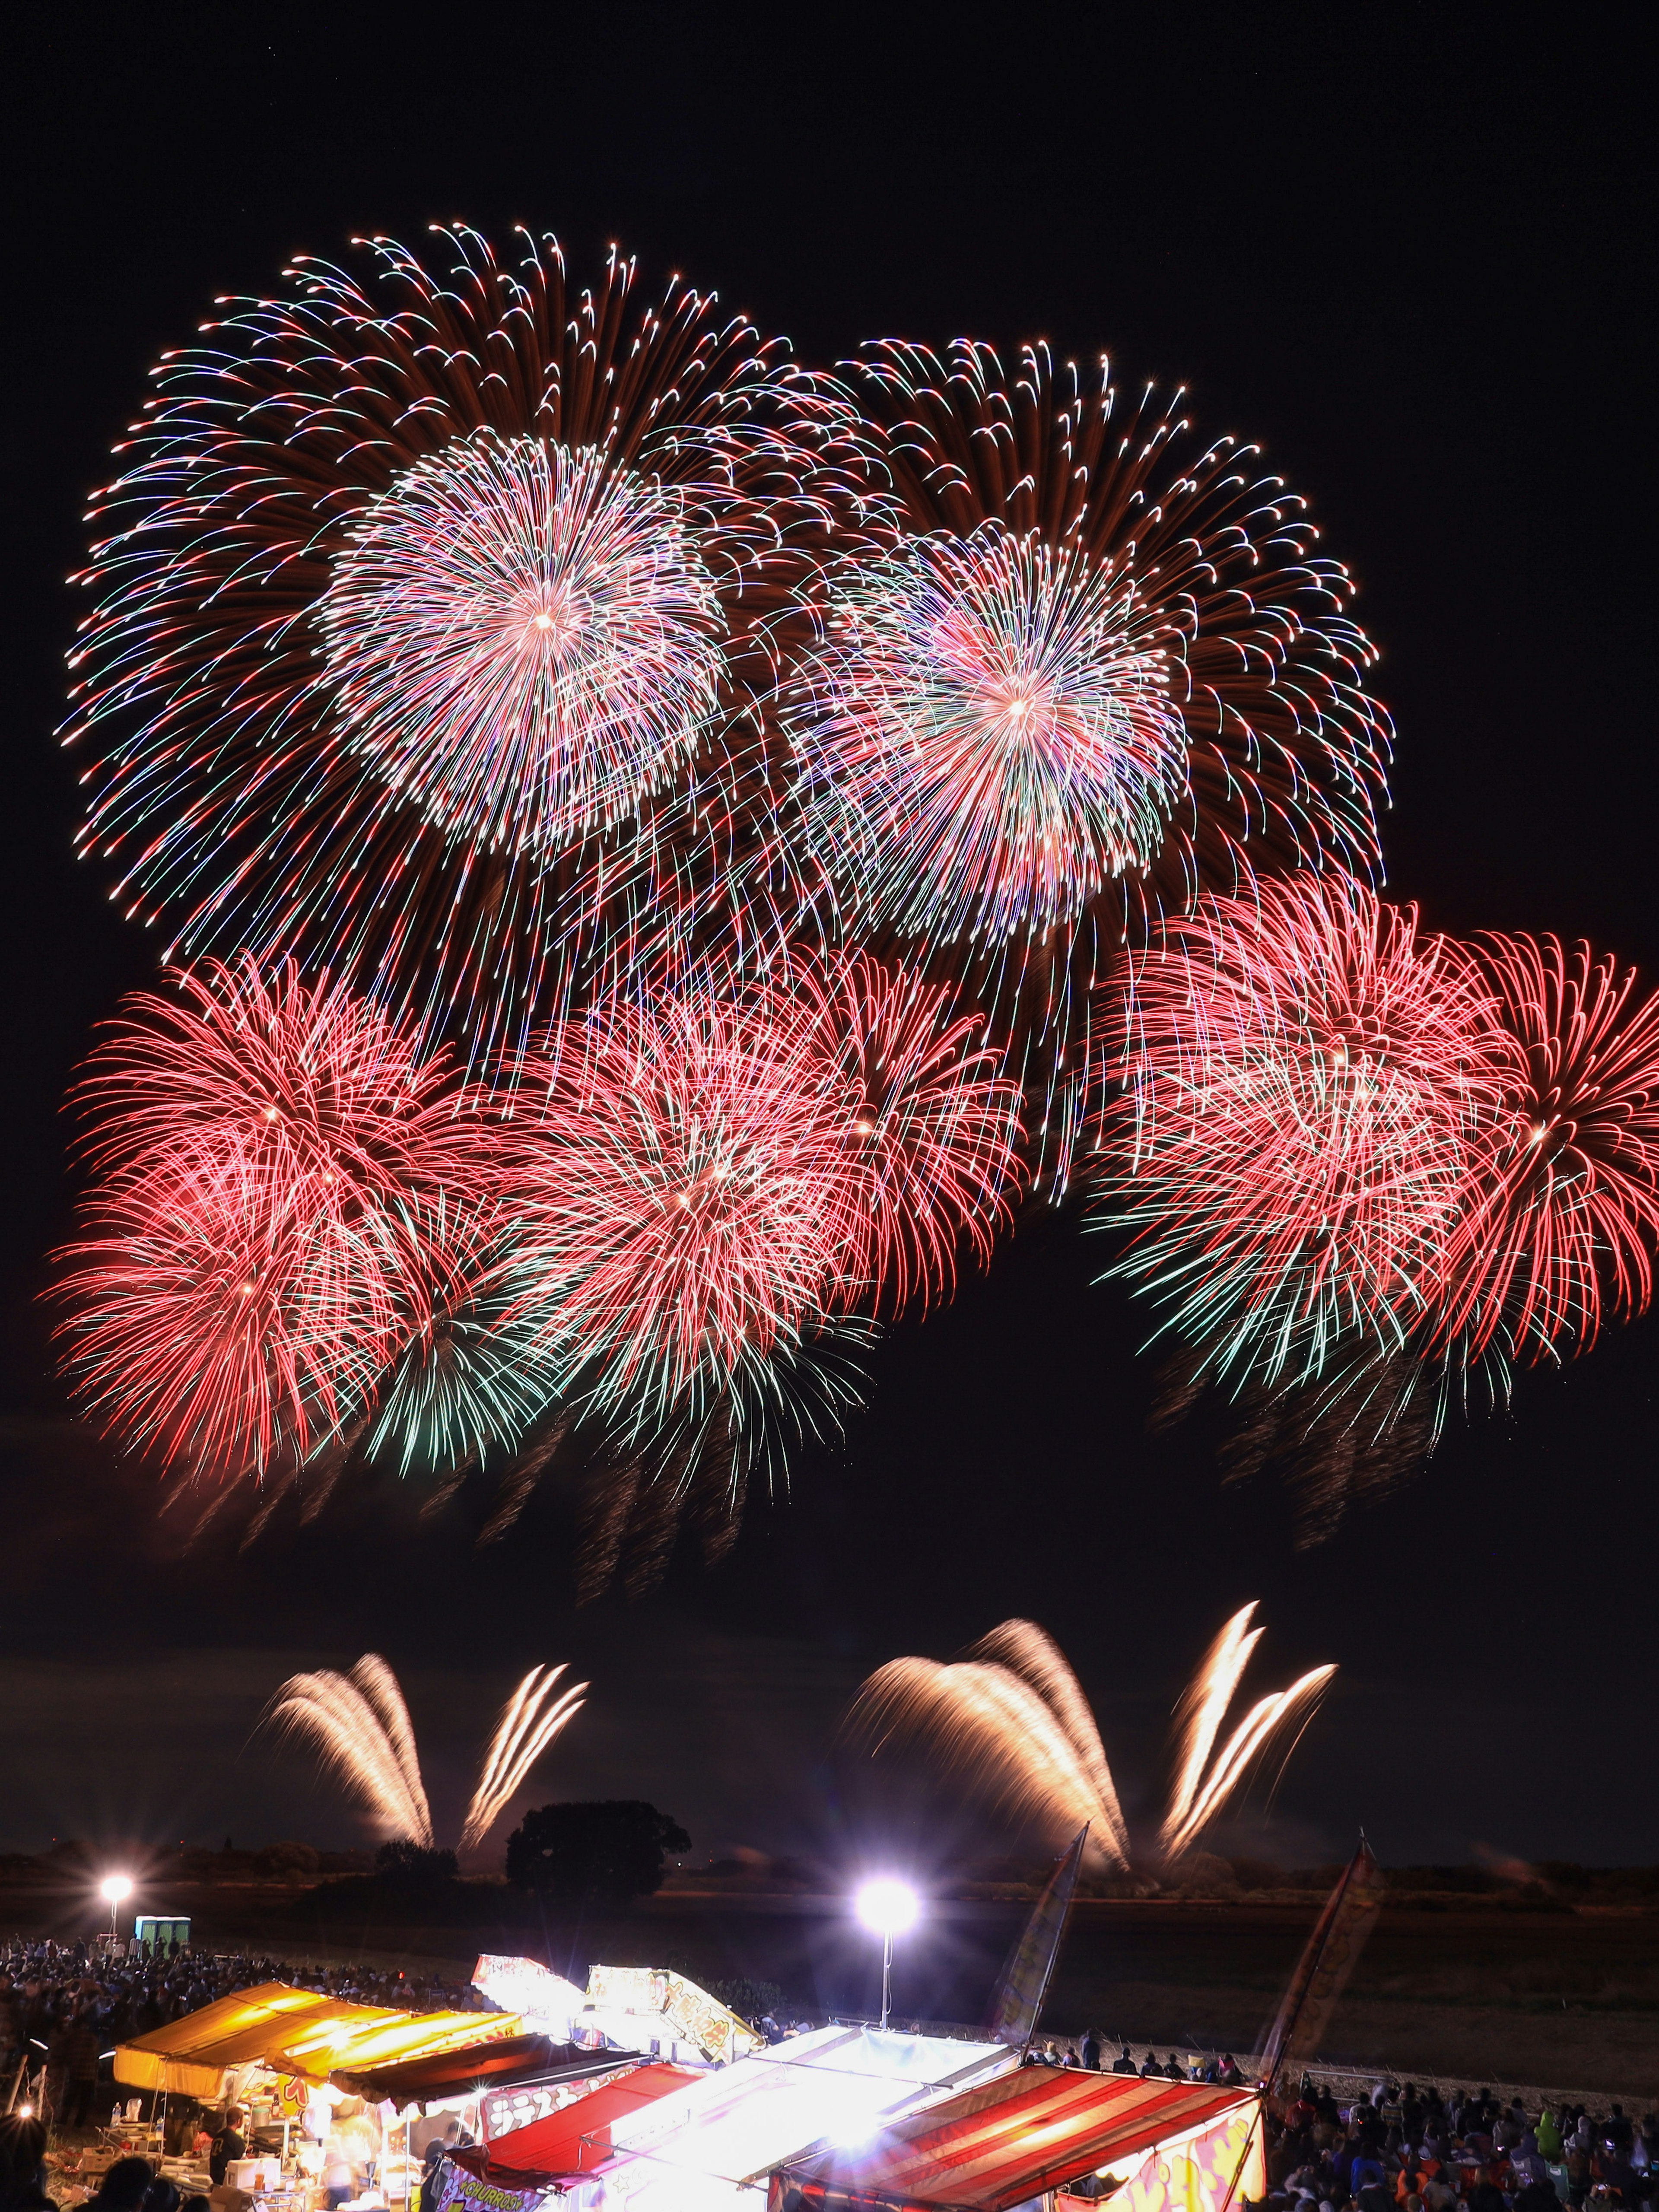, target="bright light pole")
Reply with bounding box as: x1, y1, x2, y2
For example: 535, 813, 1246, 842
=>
854, 1879, 919, 2032
100, 1875, 132, 1941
